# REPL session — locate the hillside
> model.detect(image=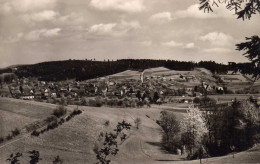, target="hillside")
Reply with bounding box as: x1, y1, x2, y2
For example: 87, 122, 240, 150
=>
0, 98, 186, 163
1, 98, 260, 163
0, 59, 229, 82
